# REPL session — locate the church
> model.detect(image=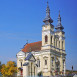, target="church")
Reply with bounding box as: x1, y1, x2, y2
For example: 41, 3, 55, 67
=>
16, 2, 66, 77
